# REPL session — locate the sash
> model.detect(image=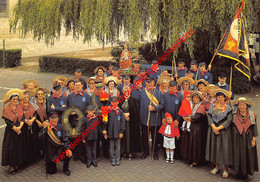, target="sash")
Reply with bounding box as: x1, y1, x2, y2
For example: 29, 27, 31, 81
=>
47, 126, 62, 146
145, 89, 159, 106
